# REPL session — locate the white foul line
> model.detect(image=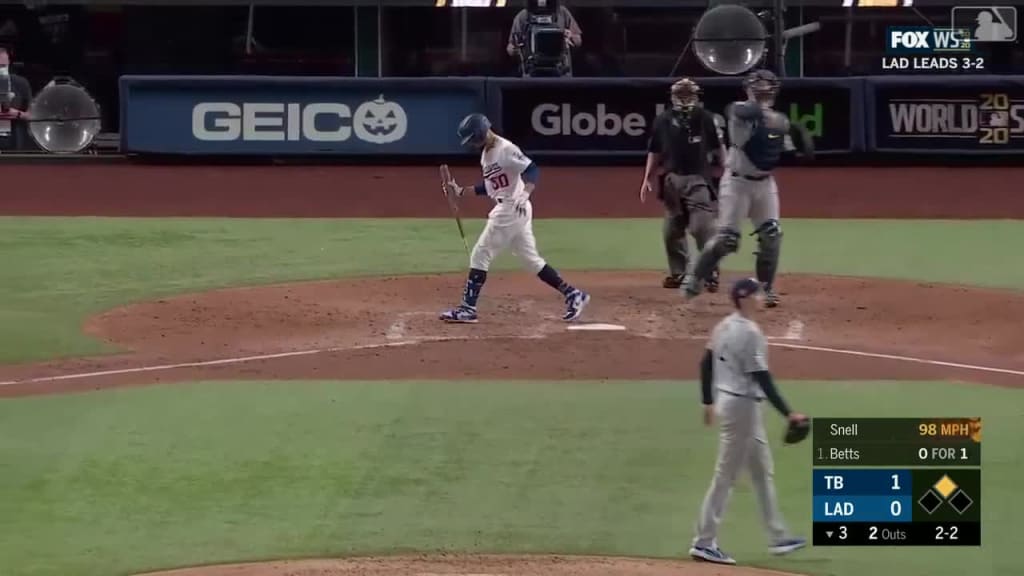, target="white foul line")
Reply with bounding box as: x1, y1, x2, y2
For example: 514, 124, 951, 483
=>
770, 342, 1024, 377
0, 334, 1020, 388
0, 337, 463, 387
